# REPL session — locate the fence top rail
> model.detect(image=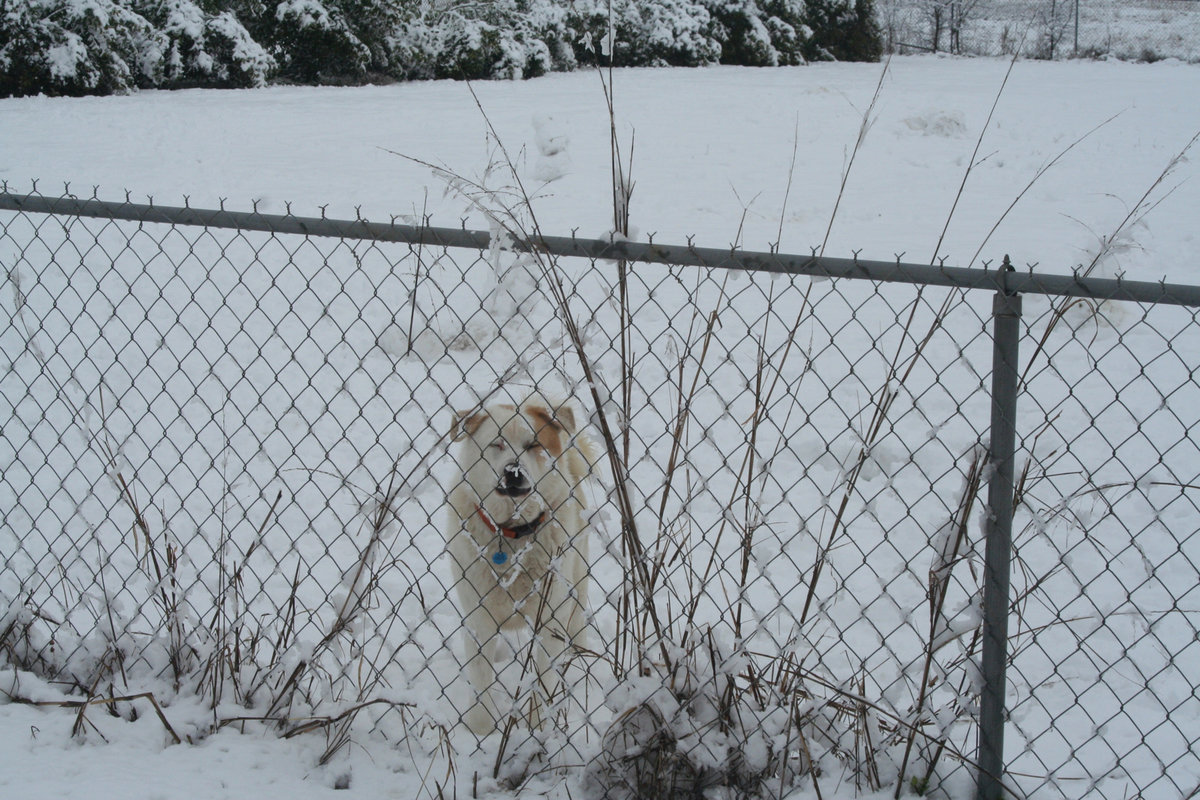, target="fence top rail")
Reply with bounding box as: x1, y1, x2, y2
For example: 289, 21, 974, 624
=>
3, 191, 1199, 309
